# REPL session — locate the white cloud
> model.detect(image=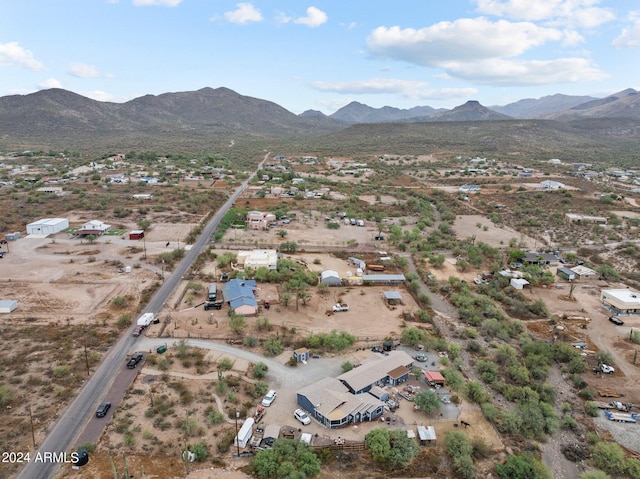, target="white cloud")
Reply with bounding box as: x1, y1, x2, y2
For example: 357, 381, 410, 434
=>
133, 0, 182, 6
442, 57, 607, 85
367, 18, 566, 66
613, 18, 640, 48
38, 78, 62, 90
82, 90, 118, 102
474, 0, 615, 28
294, 7, 328, 28
310, 78, 477, 100
275, 11, 292, 25
68, 63, 112, 79
224, 3, 263, 25
0, 42, 44, 70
